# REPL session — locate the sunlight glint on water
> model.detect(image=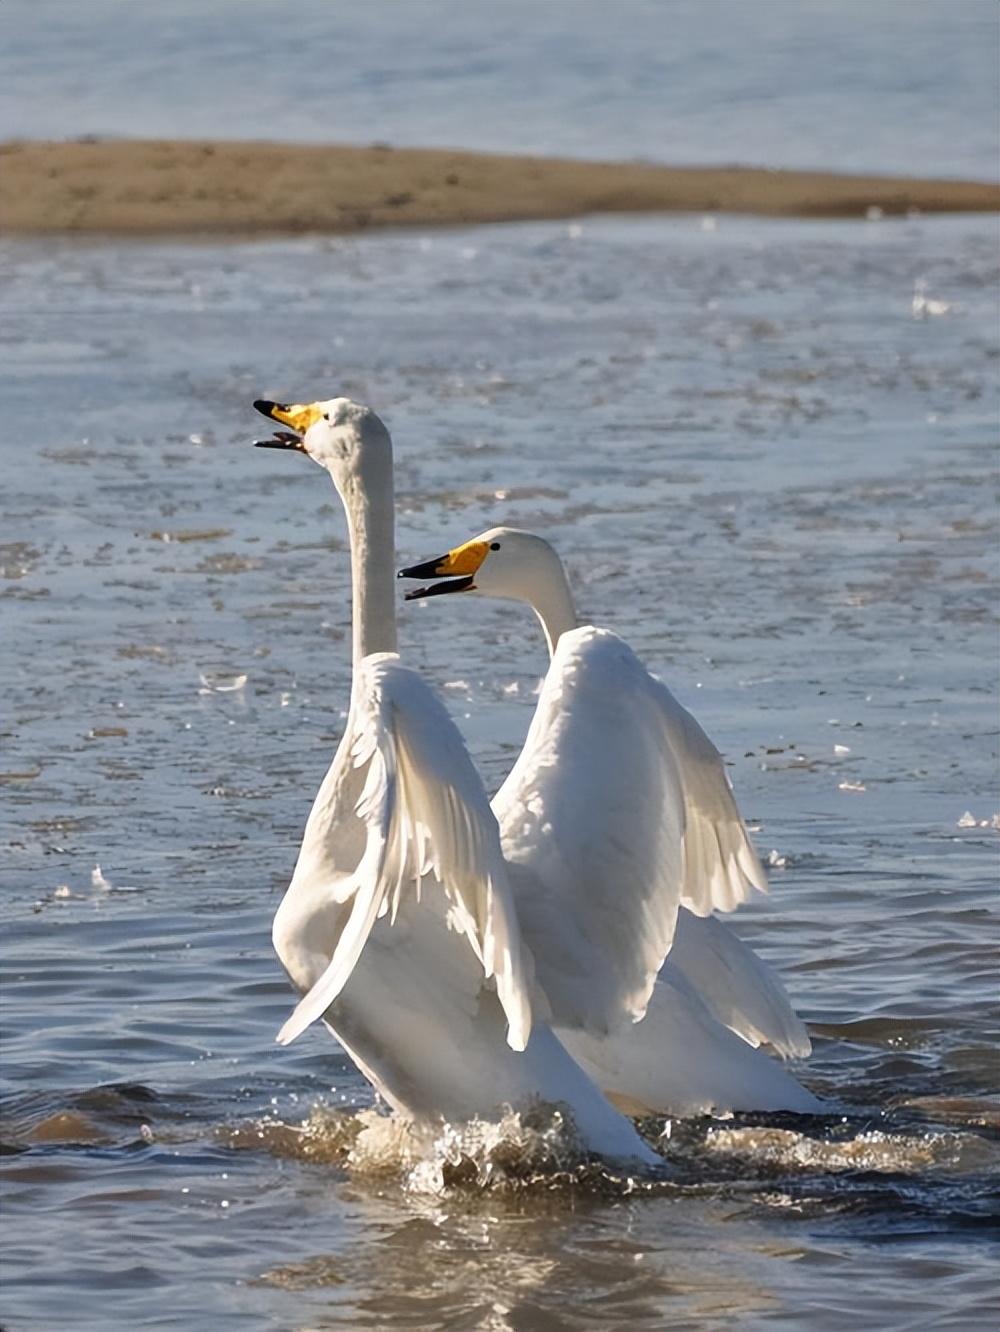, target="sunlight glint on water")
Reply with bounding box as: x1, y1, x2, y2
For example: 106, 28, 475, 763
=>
1, 209, 997, 1328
